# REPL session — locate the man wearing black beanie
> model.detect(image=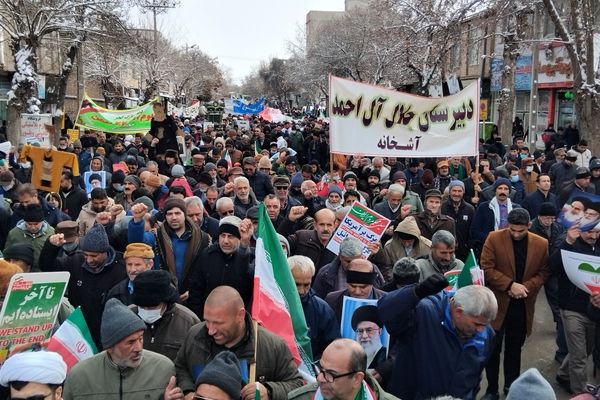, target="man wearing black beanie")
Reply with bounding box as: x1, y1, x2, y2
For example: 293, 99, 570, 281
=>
187, 216, 255, 318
